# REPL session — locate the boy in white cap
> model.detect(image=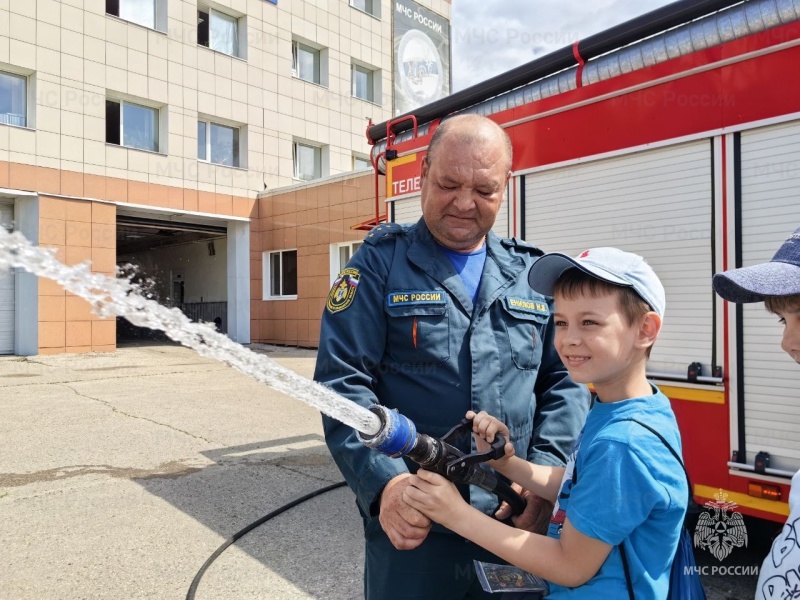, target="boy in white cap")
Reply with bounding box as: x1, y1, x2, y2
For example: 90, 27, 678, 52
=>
712, 226, 800, 600
404, 248, 687, 599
